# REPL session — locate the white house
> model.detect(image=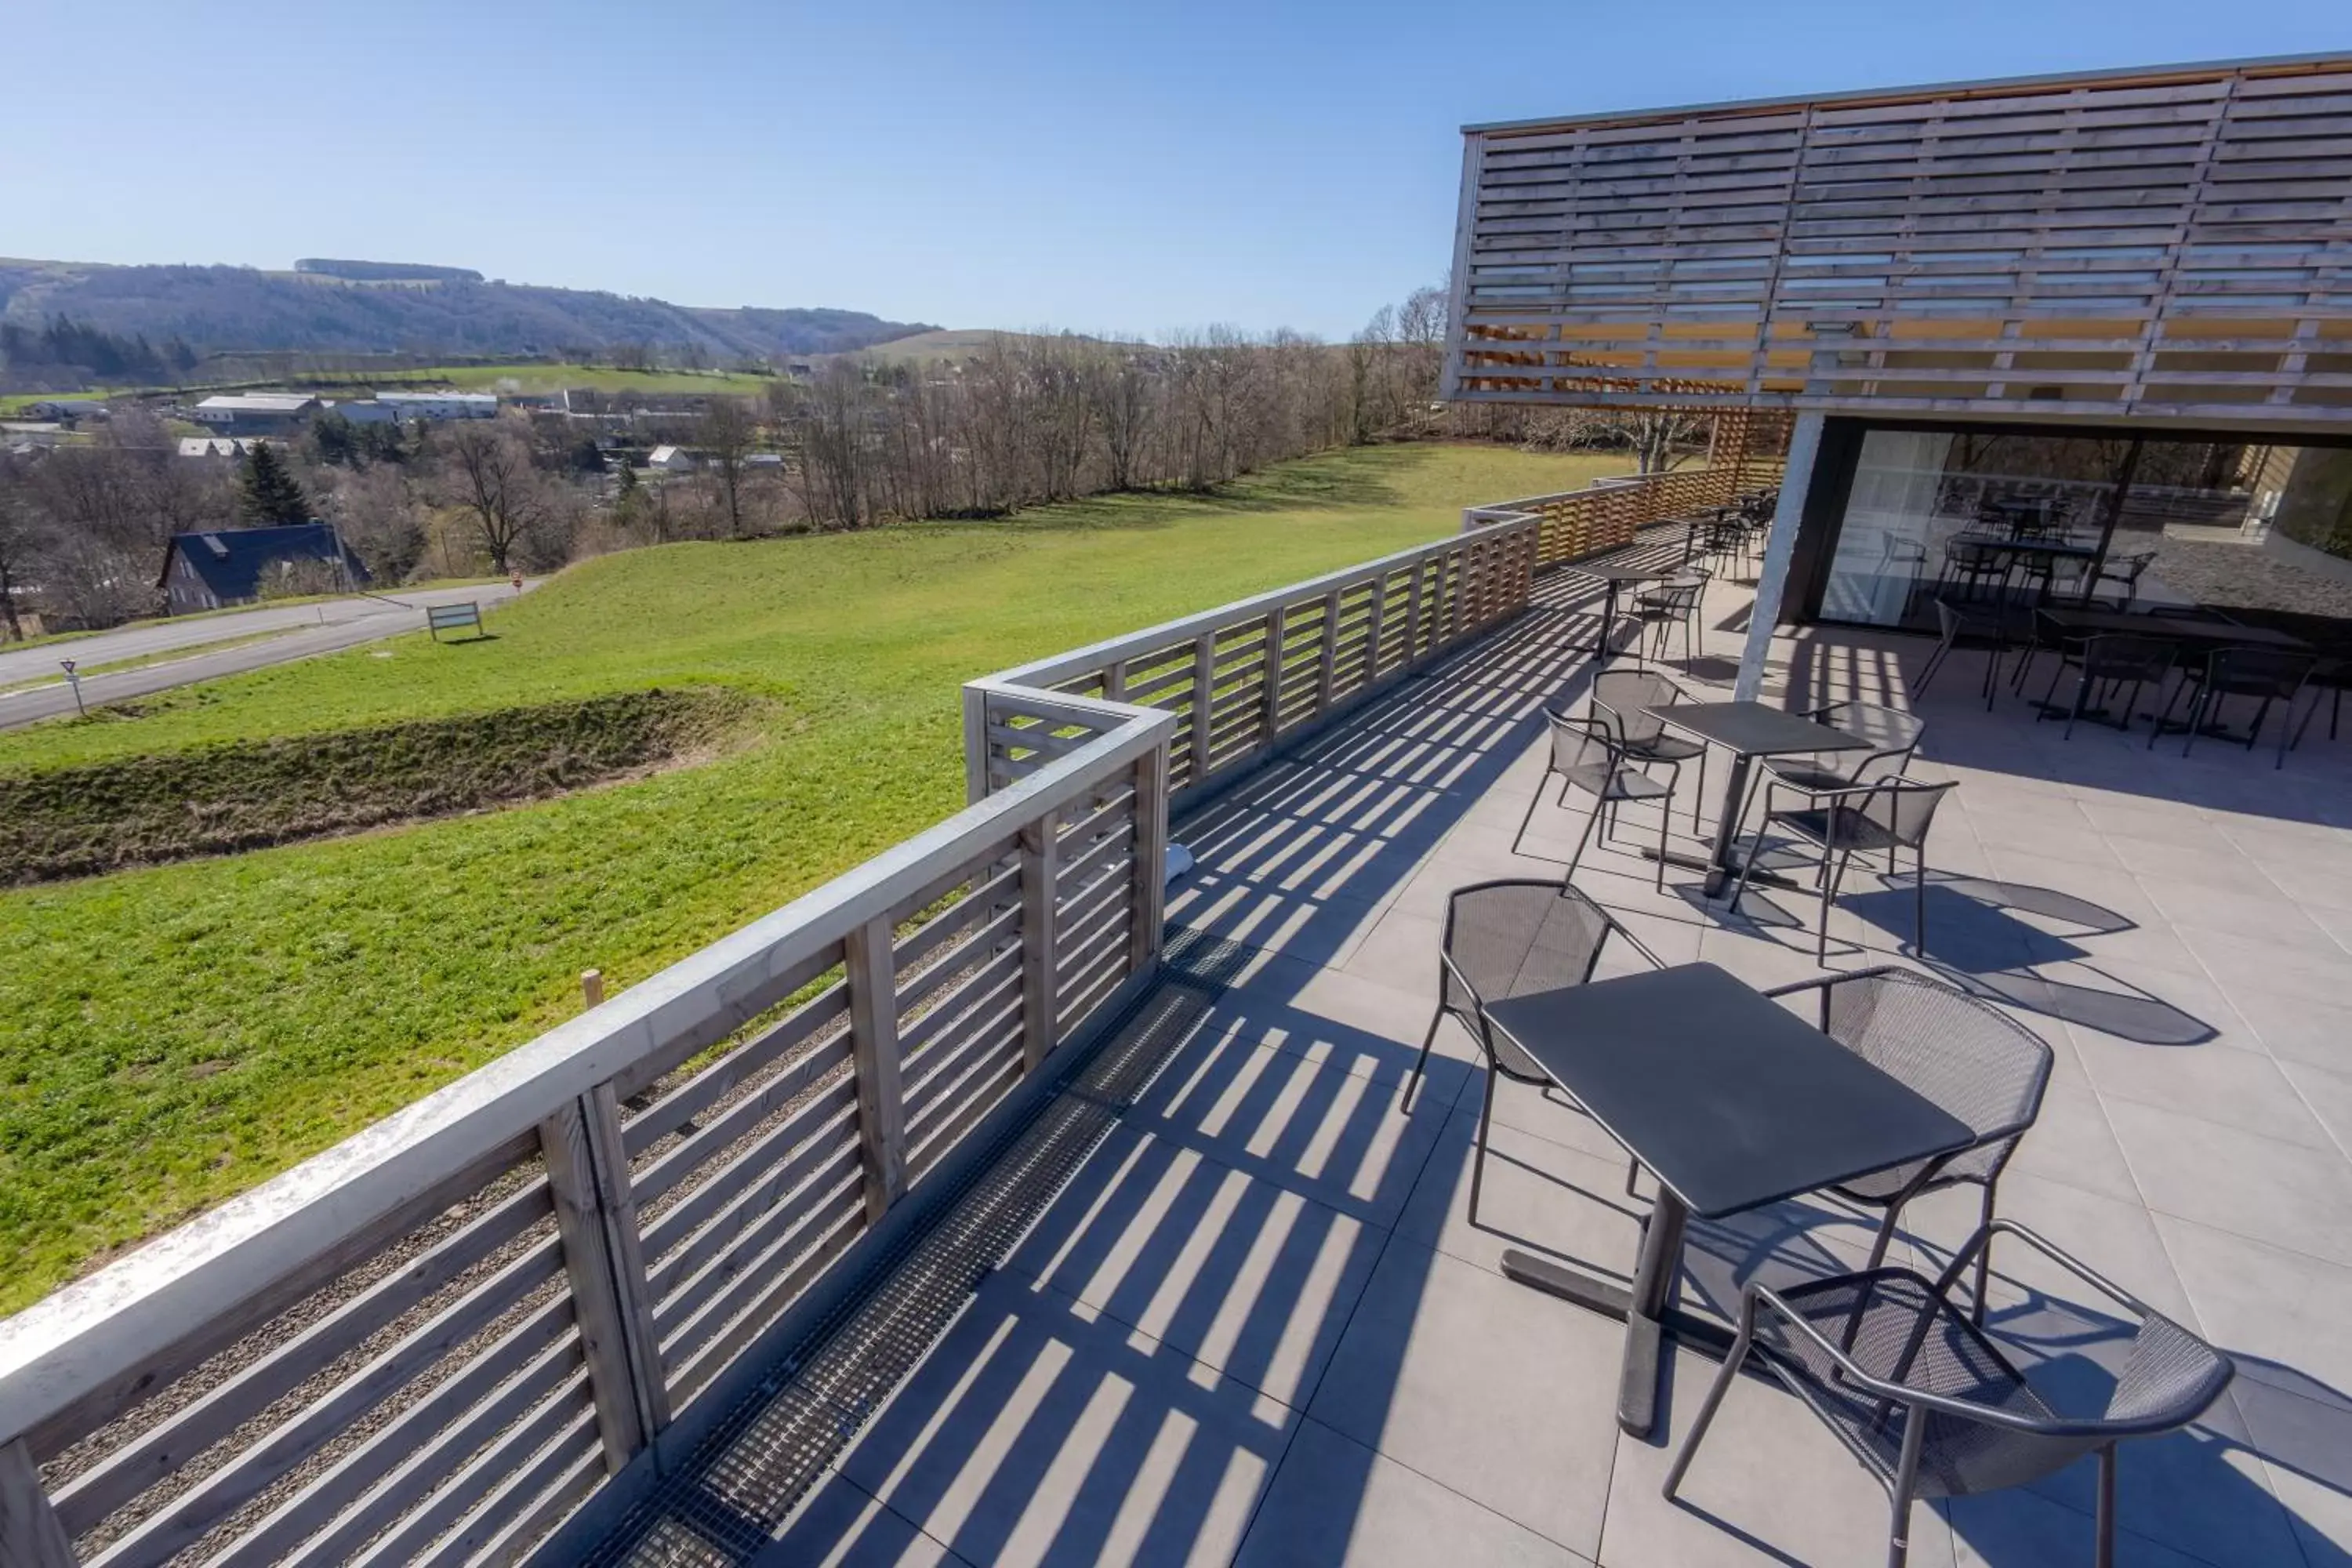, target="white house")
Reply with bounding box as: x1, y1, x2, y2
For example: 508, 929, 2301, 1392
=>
177, 437, 257, 459
371, 391, 499, 421
647, 445, 697, 471
189, 394, 323, 434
